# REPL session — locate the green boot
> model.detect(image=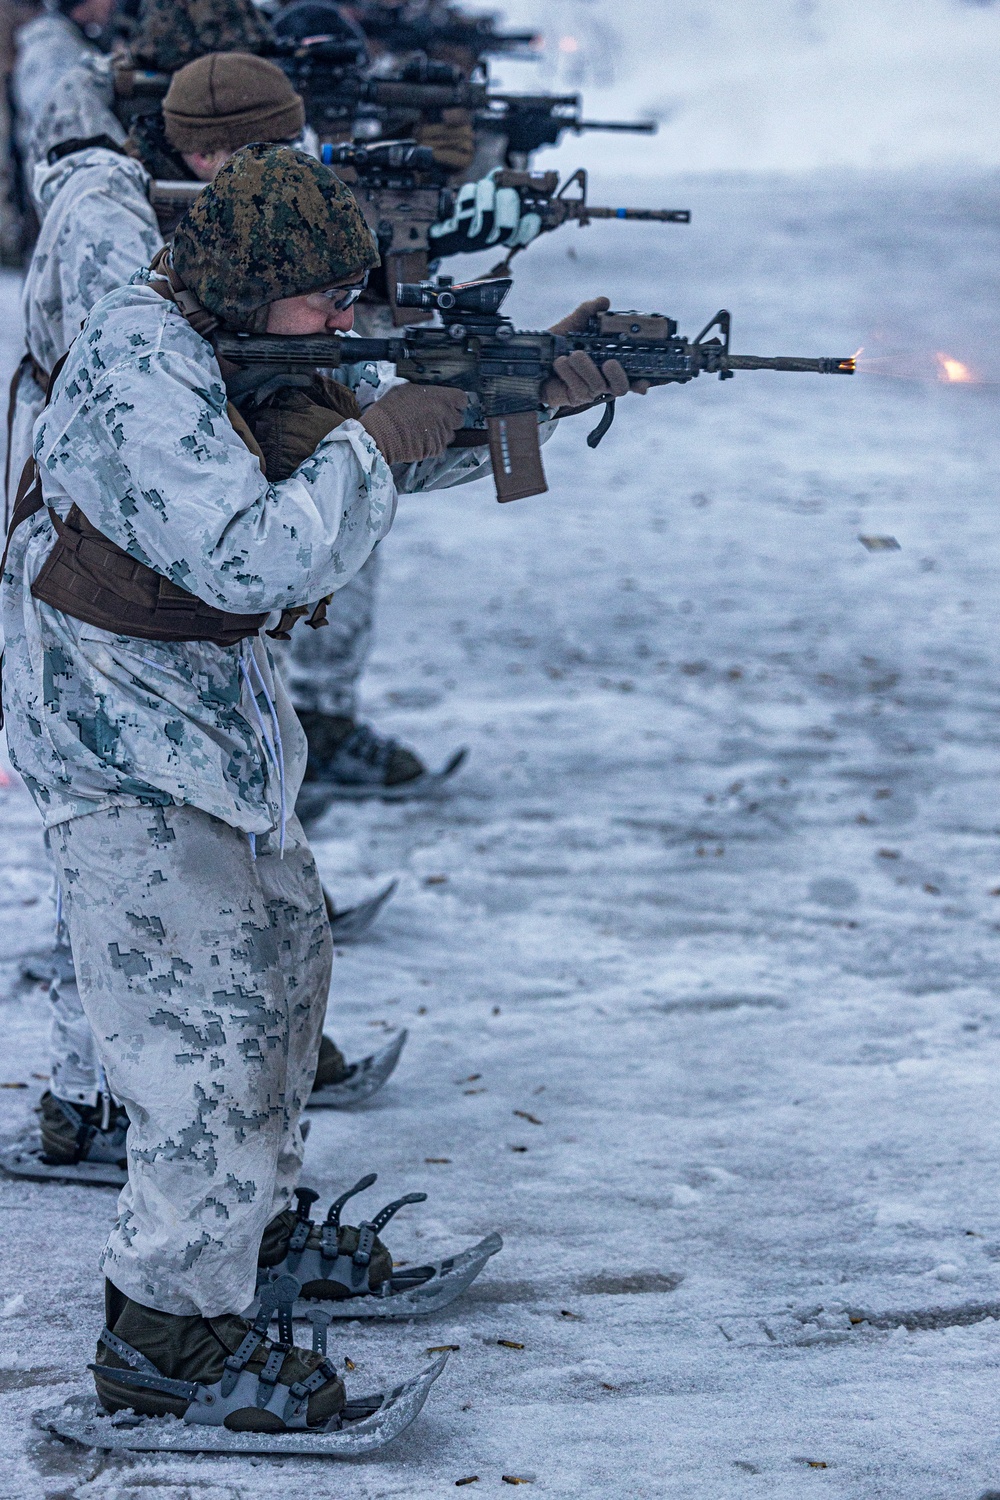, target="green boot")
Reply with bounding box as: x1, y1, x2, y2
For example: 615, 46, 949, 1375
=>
312, 1034, 350, 1091
94, 1281, 345, 1432
258, 1198, 394, 1300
